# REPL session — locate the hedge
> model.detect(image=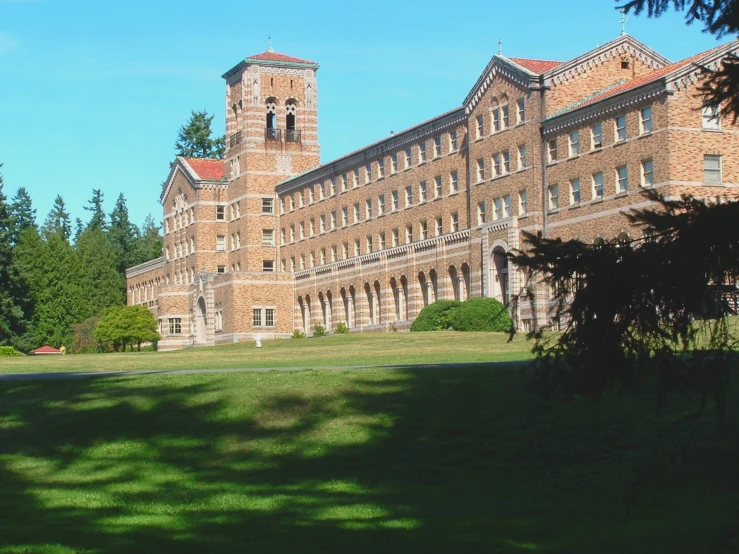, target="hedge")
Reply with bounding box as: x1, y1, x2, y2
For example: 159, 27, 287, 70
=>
0, 346, 25, 357
409, 300, 461, 331
410, 297, 512, 333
